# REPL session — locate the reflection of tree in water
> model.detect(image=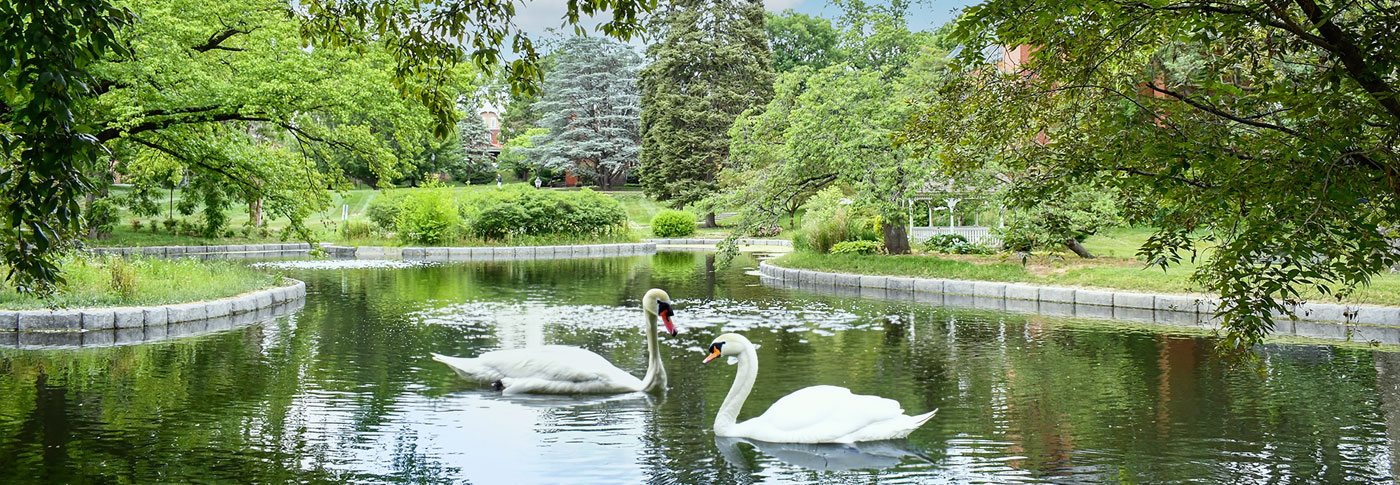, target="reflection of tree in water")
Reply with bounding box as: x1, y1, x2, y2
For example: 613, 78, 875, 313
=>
0, 328, 396, 482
